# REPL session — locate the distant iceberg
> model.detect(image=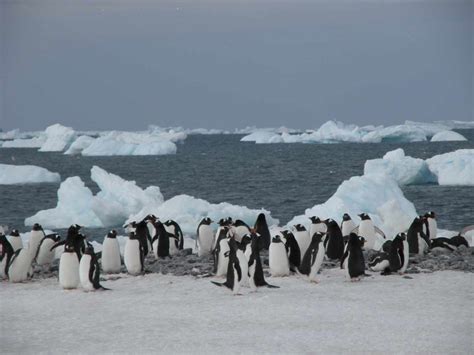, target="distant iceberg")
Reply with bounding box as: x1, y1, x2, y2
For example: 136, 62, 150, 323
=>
430, 131, 467, 142
426, 149, 474, 186
38, 124, 76, 152
1, 136, 46, 148
64, 135, 95, 155
0, 164, 61, 185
